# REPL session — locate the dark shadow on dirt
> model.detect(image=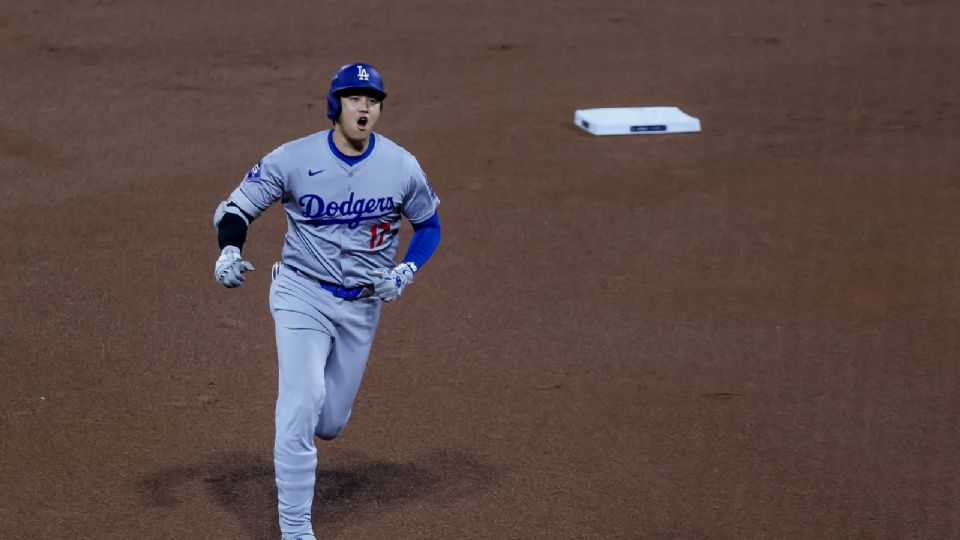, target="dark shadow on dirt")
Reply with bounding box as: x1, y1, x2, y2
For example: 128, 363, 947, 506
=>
137, 448, 496, 538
